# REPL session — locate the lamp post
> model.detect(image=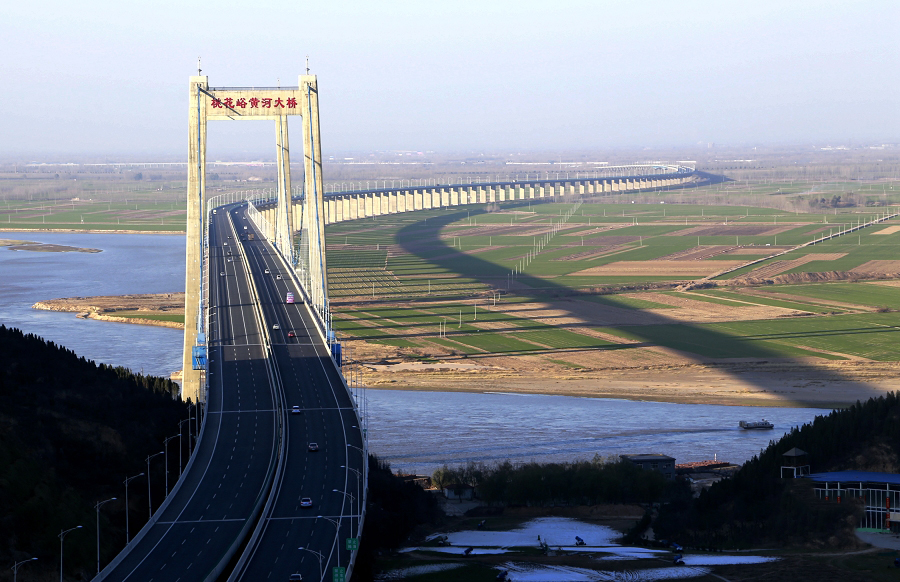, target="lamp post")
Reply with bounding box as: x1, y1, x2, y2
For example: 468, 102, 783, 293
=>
333, 489, 357, 542
95, 497, 117, 574
163, 435, 178, 494
59, 525, 82, 582
339, 465, 362, 536
297, 546, 324, 582
123, 472, 144, 543
179, 417, 195, 476
146, 451, 164, 518
187, 403, 197, 453
317, 515, 342, 568
12, 557, 37, 582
